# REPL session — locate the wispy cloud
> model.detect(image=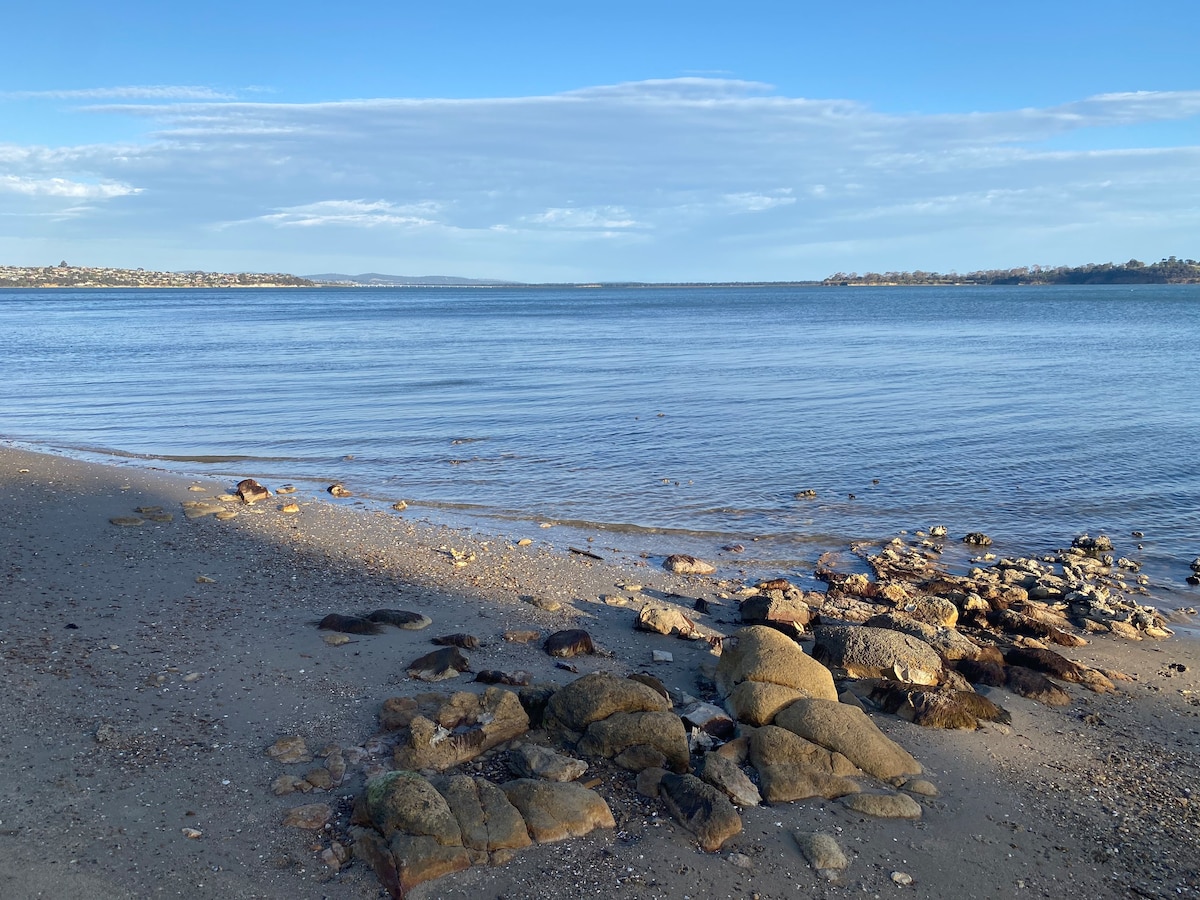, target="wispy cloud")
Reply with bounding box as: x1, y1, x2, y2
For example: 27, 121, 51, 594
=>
1, 85, 237, 101
233, 199, 442, 229
0, 174, 139, 199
